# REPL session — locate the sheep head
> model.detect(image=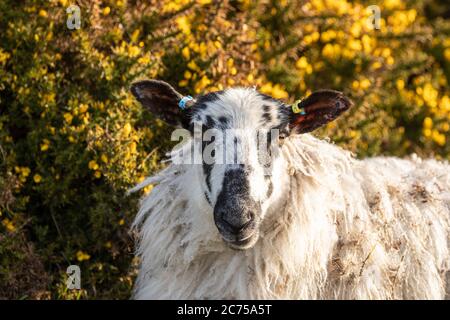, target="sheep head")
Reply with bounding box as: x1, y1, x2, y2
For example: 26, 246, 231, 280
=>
131, 80, 352, 250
